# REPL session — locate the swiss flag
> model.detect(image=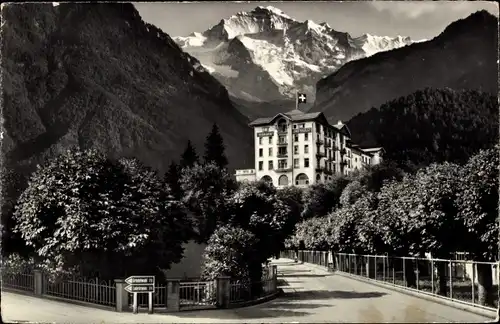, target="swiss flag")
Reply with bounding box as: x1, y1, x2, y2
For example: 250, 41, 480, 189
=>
297, 93, 307, 104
